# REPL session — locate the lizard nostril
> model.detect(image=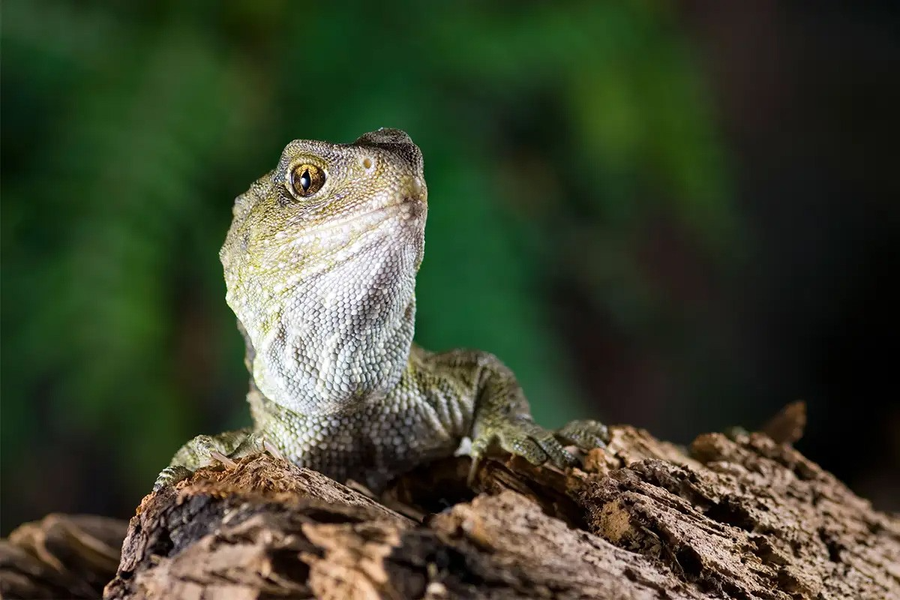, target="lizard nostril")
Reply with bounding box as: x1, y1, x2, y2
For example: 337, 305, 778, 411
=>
361, 157, 374, 171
